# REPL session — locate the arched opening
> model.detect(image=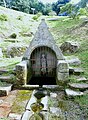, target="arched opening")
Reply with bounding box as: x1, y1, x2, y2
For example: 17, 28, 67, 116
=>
28, 46, 57, 85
